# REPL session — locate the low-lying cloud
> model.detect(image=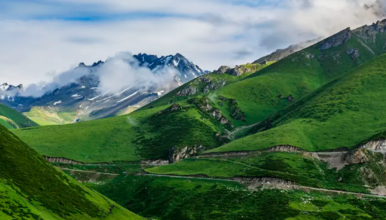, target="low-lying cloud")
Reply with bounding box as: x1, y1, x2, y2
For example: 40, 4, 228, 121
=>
16, 52, 178, 98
